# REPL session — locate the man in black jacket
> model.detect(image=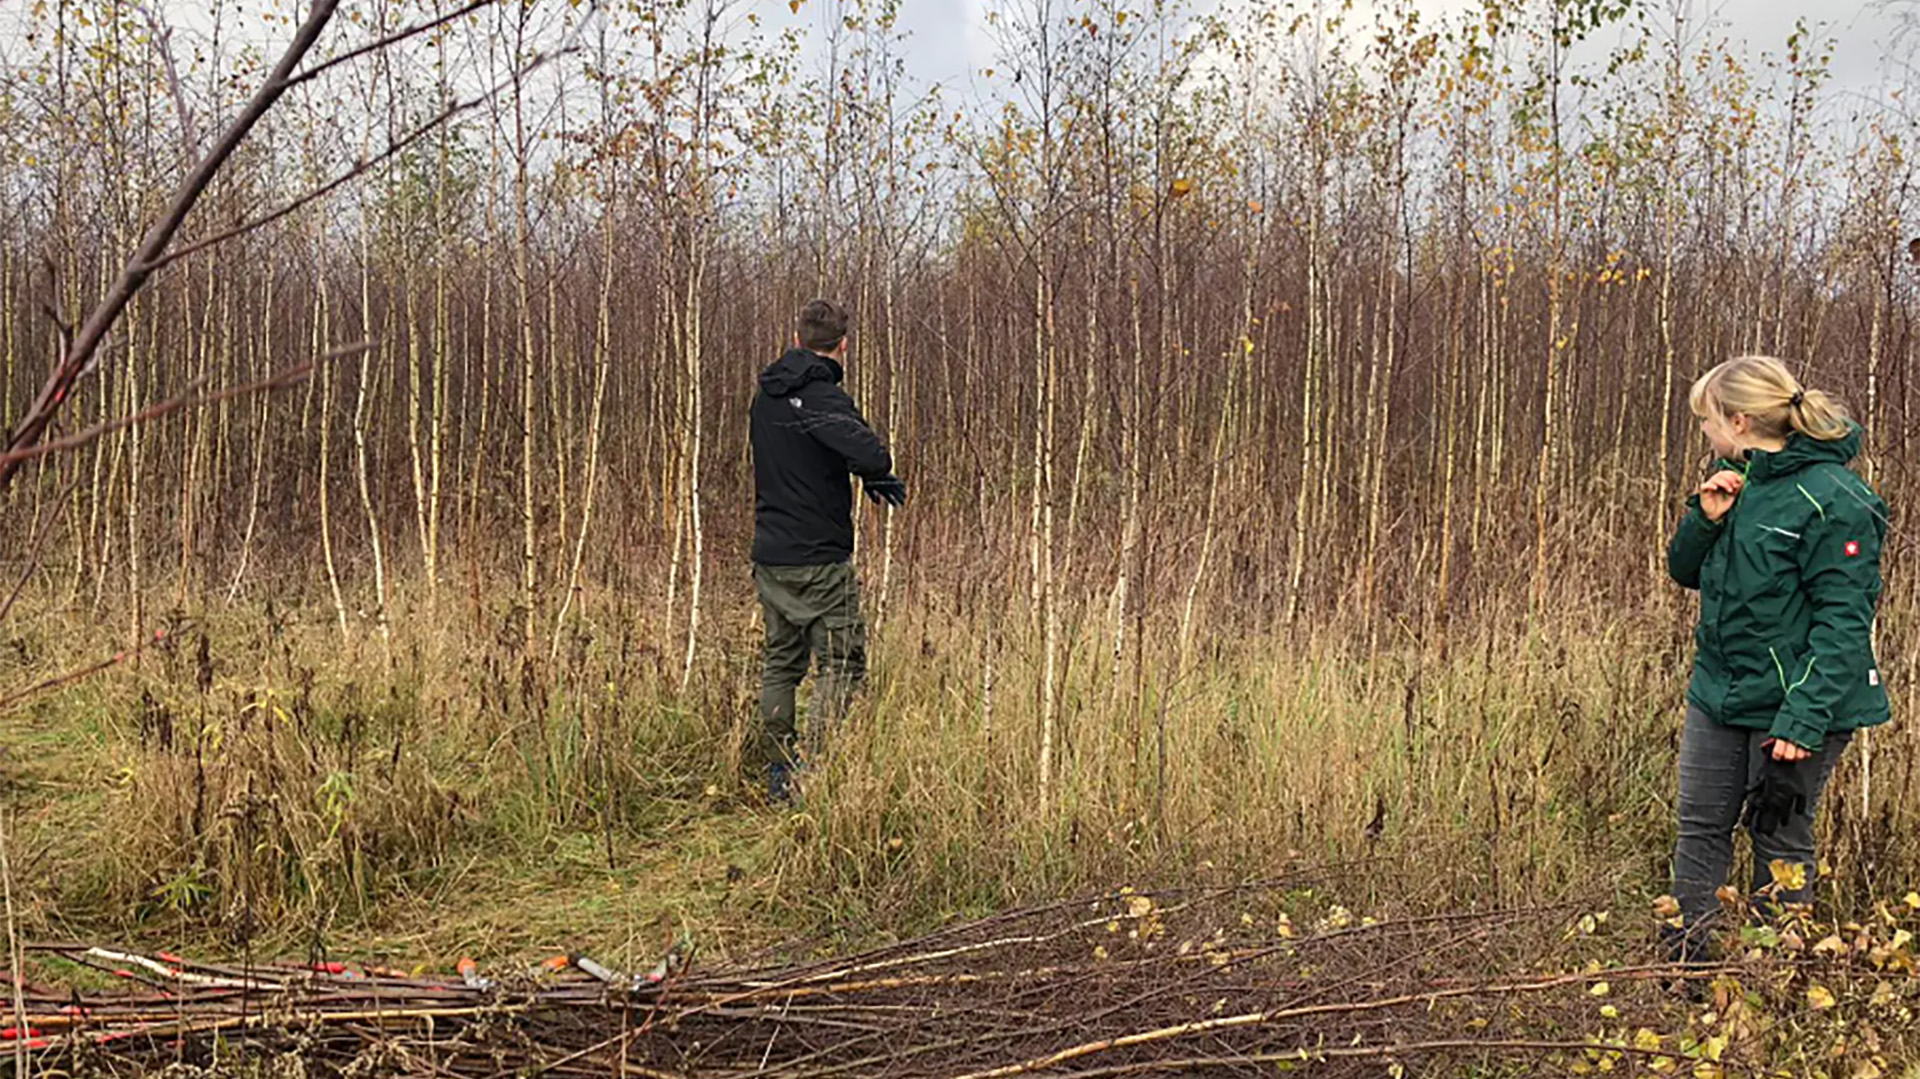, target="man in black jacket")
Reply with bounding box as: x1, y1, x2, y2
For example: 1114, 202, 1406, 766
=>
750, 299, 905, 802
